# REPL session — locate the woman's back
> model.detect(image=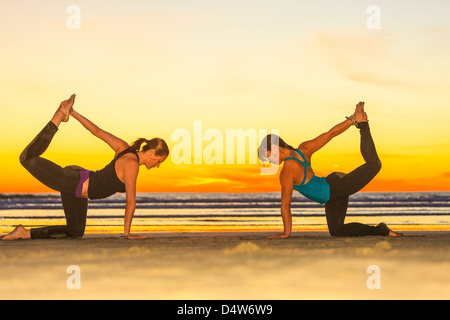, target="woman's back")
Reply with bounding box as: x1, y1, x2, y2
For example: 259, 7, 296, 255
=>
88, 151, 139, 200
